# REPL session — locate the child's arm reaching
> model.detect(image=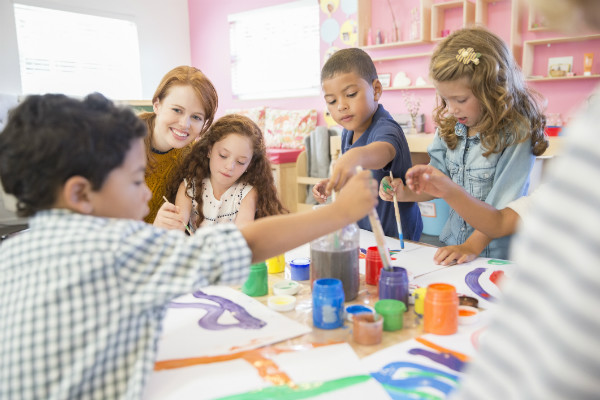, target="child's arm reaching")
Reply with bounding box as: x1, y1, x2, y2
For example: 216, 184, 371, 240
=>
406, 164, 521, 238
235, 188, 257, 227
242, 170, 378, 263
325, 142, 395, 194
